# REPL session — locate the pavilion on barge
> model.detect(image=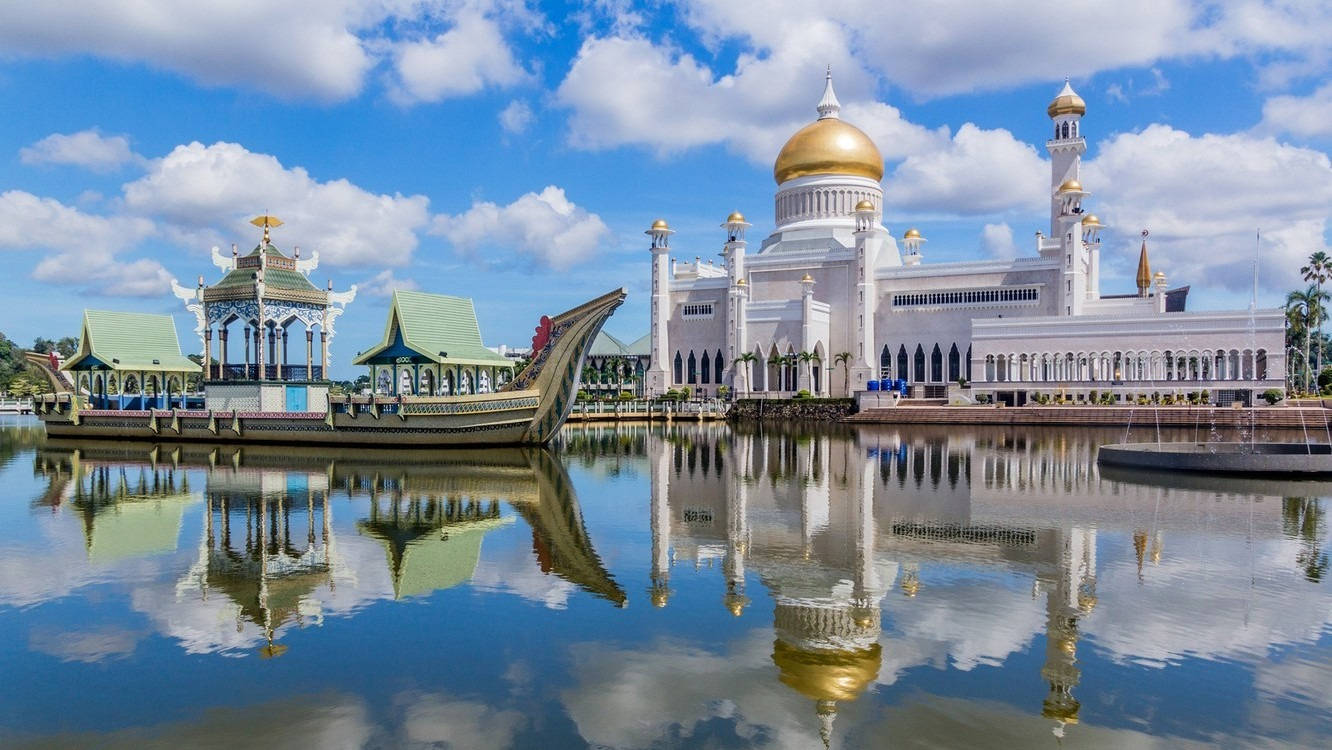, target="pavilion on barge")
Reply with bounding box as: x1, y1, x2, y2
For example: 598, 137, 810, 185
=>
352, 290, 514, 396
61, 309, 201, 410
